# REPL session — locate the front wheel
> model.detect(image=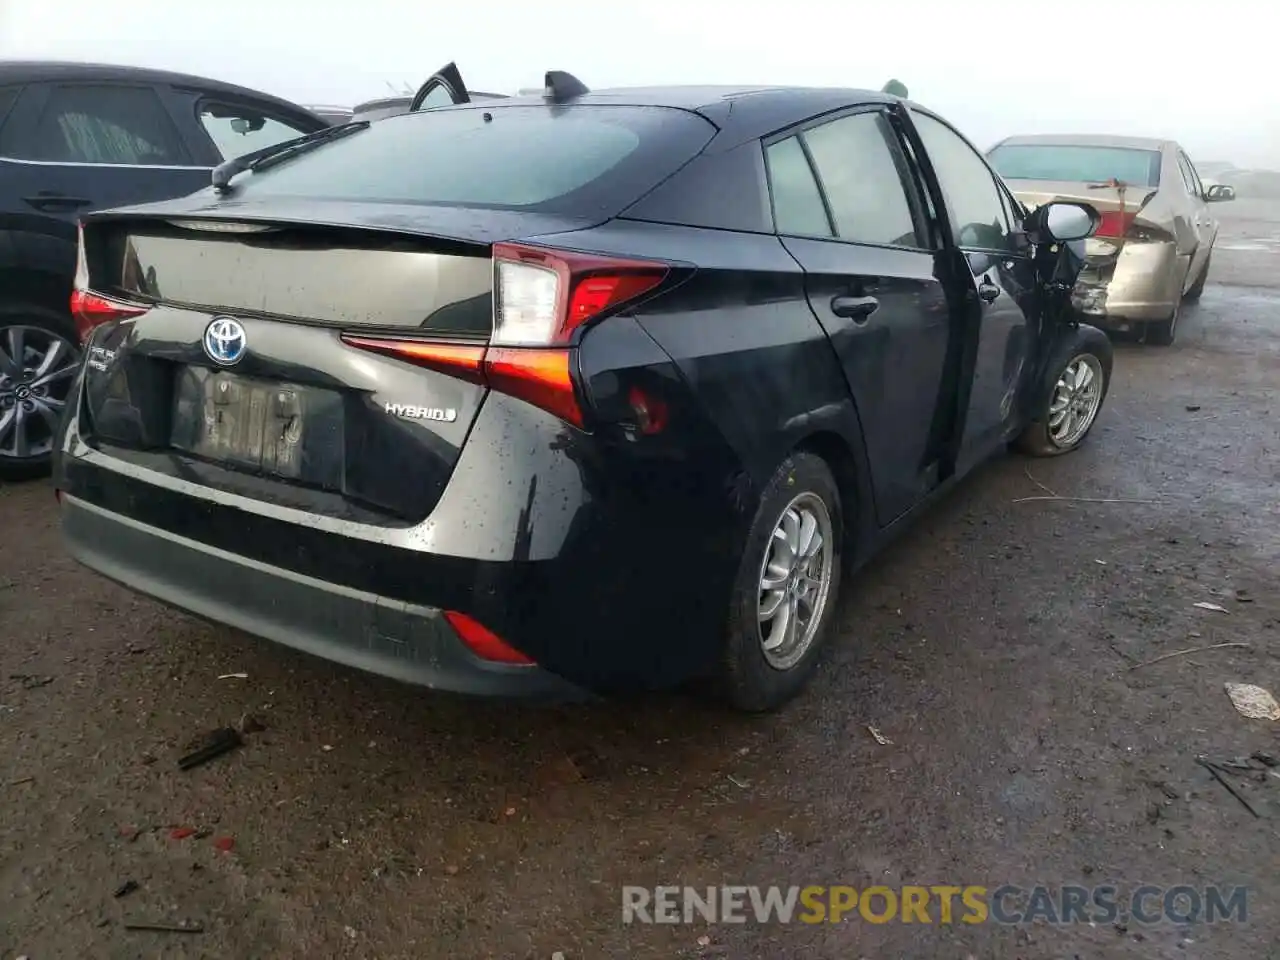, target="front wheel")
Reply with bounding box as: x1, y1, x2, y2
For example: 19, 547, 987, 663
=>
716, 452, 844, 712
1014, 326, 1113, 457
